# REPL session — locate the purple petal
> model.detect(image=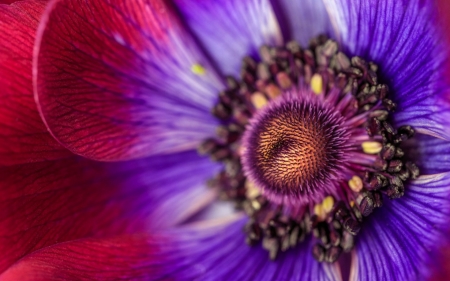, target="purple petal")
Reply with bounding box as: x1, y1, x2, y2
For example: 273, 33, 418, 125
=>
403, 133, 450, 175
352, 173, 450, 280
0, 217, 341, 280
35, 0, 225, 161
174, 0, 283, 77
0, 150, 219, 272
324, 0, 450, 139
270, 0, 333, 46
